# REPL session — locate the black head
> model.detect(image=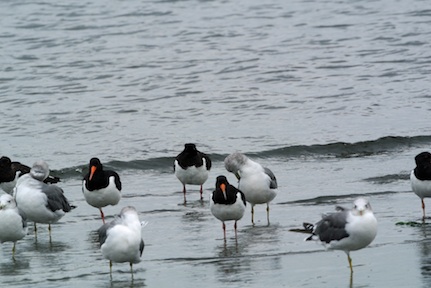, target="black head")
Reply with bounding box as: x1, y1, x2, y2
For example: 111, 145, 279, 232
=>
415, 152, 431, 167
0, 156, 11, 168
184, 143, 197, 152
215, 175, 229, 187
88, 158, 103, 181
89, 158, 103, 168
